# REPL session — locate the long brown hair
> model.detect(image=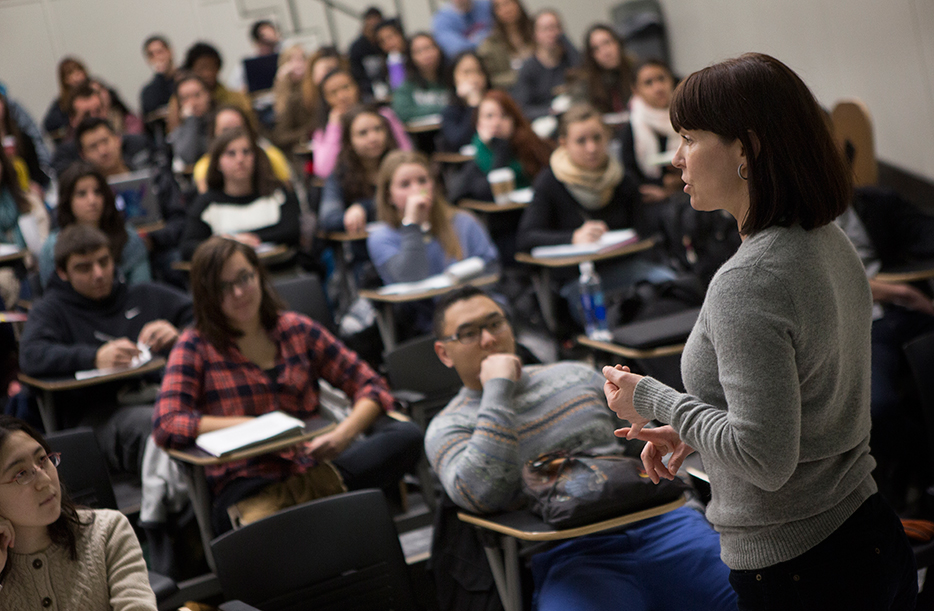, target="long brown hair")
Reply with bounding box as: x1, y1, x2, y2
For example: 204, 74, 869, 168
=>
670, 52, 851, 235
337, 104, 399, 203
479, 90, 553, 178
57, 57, 88, 110
300, 46, 347, 115
205, 127, 280, 196
376, 150, 463, 261
314, 68, 359, 131
490, 0, 534, 53
190, 237, 284, 350
578, 24, 633, 113
0, 416, 86, 584
57, 162, 128, 261
0, 141, 30, 214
